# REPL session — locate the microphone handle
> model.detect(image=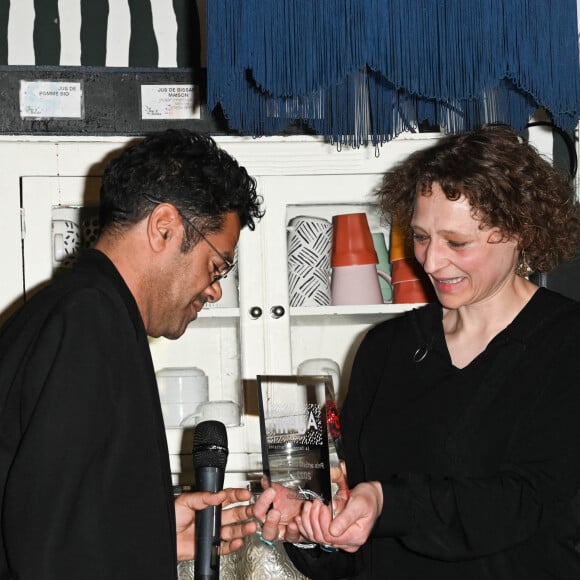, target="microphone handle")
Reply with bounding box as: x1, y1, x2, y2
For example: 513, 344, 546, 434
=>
194, 466, 225, 580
